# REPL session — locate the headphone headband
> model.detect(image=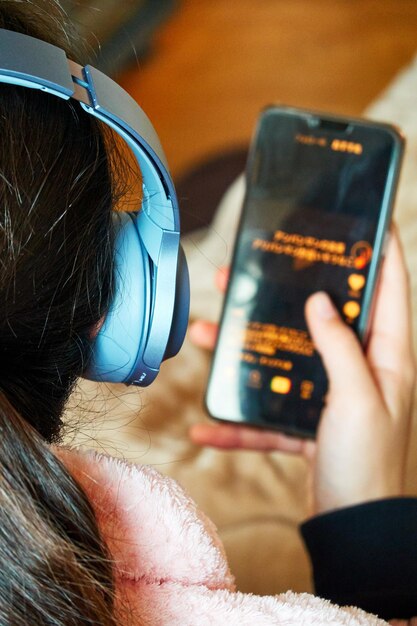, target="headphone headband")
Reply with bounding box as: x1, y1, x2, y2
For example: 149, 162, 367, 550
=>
0, 28, 189, 386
